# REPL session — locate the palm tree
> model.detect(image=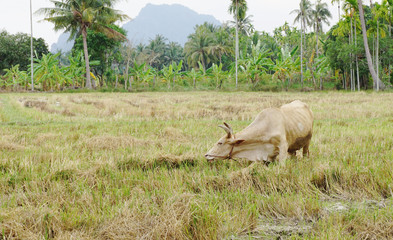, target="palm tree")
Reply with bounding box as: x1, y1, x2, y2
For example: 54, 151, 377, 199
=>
165, 42, 184, 66
184, 25, 214, 70
209, 26, 233, 65
229, 0, 248, 88
146, 34, 168, 69
291, 0, 312, 88
230, 14, 254, 36
311, 0, 332, 57
357, 0, 384, 90
37, 0, 128, 89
